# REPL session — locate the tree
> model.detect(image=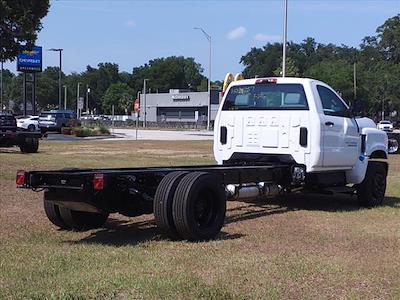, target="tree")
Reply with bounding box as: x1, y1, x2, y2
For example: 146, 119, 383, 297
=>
305, 59, 354, 103
102, 82, 134, 114
376, 14, 400, 63
36, 67, 63, 109
273, 57, 300, 77
0, 0, 50, 61
240, 43, 282, 78
130, 56, 205, 94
